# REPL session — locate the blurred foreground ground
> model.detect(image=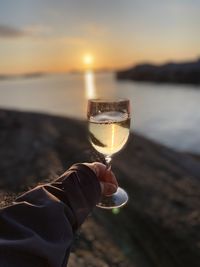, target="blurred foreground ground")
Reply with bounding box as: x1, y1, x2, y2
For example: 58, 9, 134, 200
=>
0, 109, 200, 267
